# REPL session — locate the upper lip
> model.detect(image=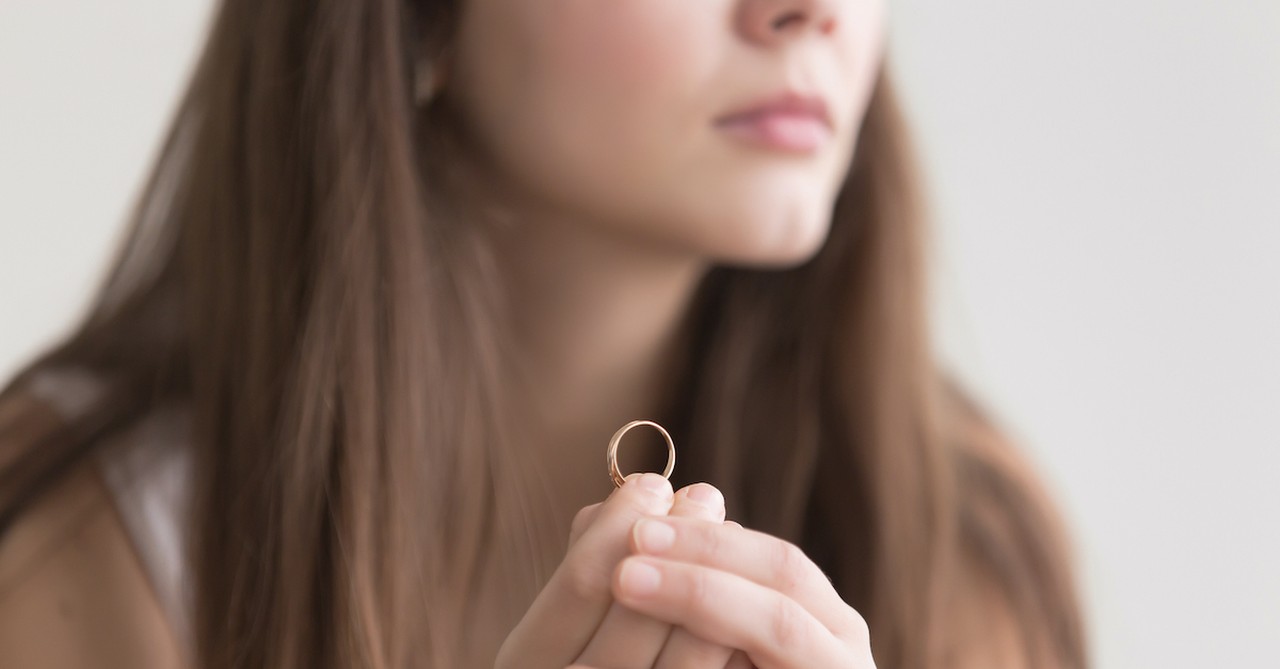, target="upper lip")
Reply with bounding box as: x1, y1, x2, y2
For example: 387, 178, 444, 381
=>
714, 90, 833, 130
